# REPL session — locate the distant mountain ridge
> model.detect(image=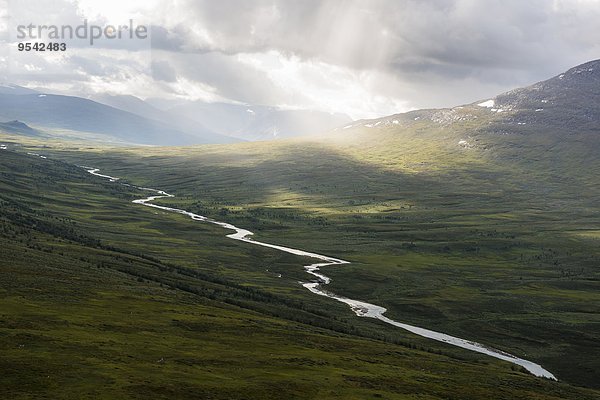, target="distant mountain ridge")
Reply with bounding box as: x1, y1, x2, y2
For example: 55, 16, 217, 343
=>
0, 83, 350, 144
87, 94, 351, 142
0, 93, 237, 146
0, 83, 39, 95
89, 94, 231, 144
3, 60, 598, 146
168, 101, 352, 141
0, 120, 40, 136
